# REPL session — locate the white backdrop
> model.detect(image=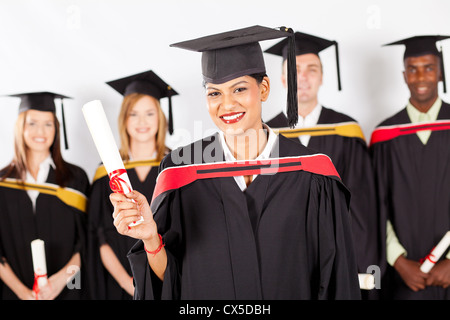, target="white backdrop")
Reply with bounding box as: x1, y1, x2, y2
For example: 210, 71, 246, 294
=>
1, 0, 449, 181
